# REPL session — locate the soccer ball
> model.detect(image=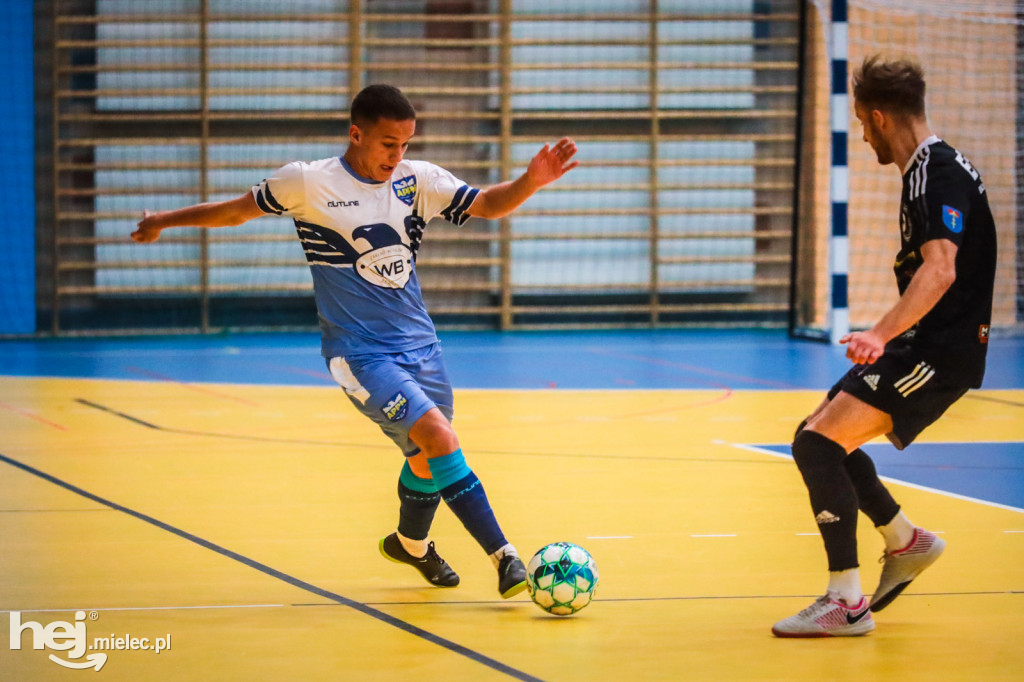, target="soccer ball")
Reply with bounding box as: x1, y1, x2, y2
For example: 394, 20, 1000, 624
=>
525, 542, 599, 616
